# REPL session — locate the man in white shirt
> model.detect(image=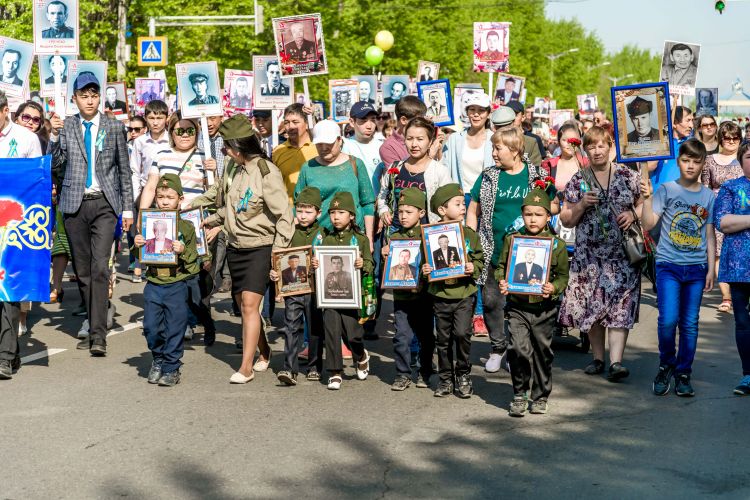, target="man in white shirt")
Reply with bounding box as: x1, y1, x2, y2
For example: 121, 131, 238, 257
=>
0, 91, 42, 379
